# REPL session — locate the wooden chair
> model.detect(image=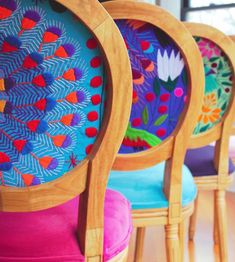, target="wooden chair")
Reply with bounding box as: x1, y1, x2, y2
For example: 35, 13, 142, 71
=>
0, 0, 133, 261
183, 23, 235, 262
229, 35, 235, 136
102, 1, 204, 261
